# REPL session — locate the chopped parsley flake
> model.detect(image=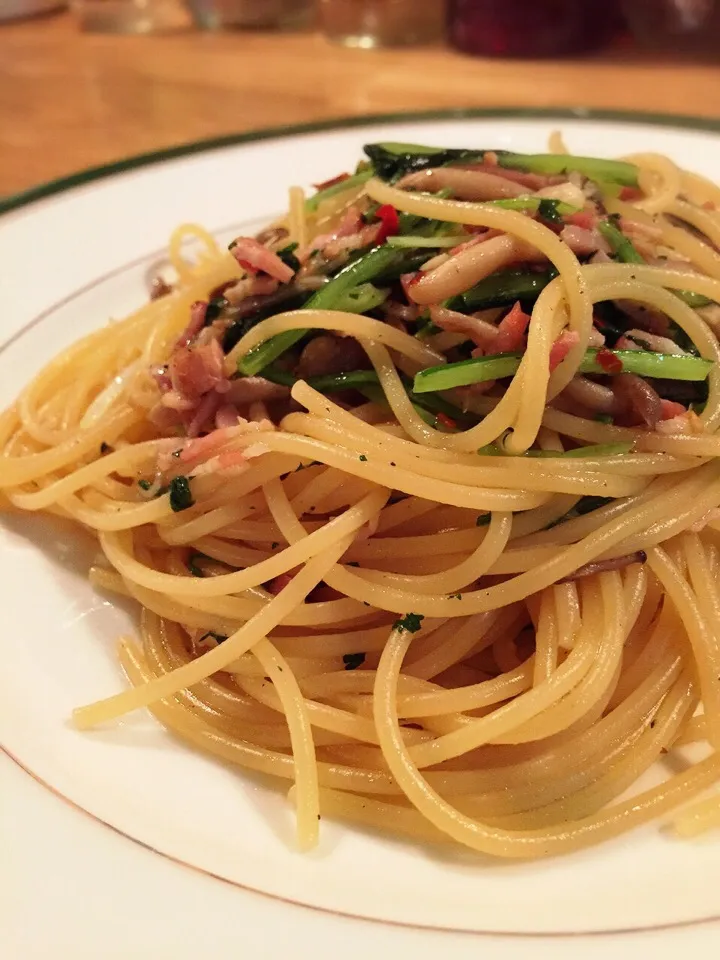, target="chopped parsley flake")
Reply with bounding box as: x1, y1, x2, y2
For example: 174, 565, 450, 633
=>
476, 514, 490, 526
271, 542, 279, 550
343, 652, 366, 671
393, 612, 425, 633
359, 454, 368, 462
138, 479, 152, 490
187, 553, 208, 577
199, 631, 228, 644
169, 475, 194, 512
449, 593, 463, 600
